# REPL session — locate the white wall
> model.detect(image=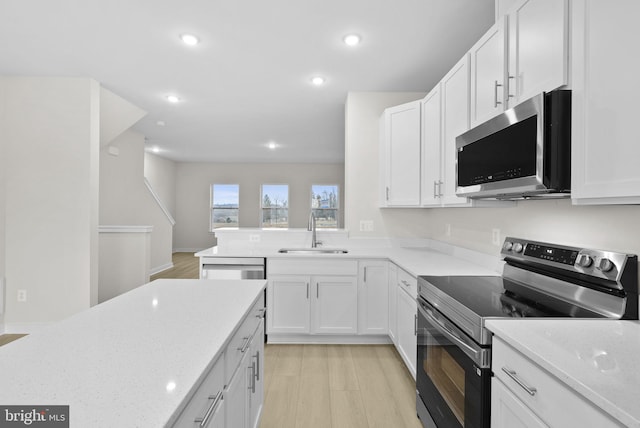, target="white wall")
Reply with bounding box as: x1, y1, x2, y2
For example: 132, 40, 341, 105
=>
344, 92, 428, 238
345, 91, 640, 258
174, 162, 345, 251
144, 152, 177, 219
2, 77, 100, 330
100, 130, 174, 274
0, 78, 6, 327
